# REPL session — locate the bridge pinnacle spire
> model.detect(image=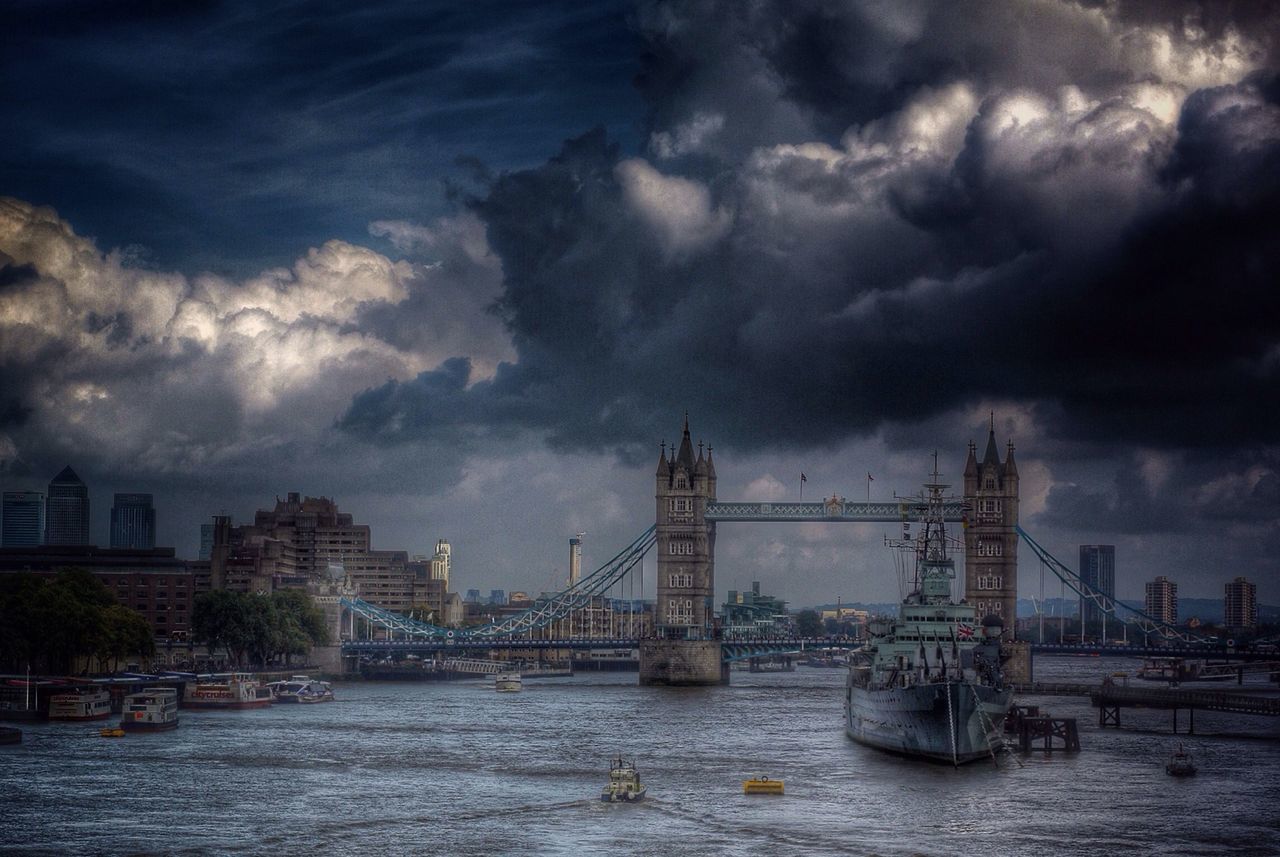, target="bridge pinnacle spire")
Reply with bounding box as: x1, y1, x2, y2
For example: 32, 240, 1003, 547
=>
675, 415, 695, 469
